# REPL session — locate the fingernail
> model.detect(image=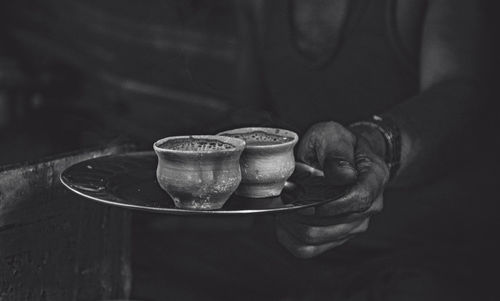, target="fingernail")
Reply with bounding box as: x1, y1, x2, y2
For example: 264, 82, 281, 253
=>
338, 160, 354, 169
